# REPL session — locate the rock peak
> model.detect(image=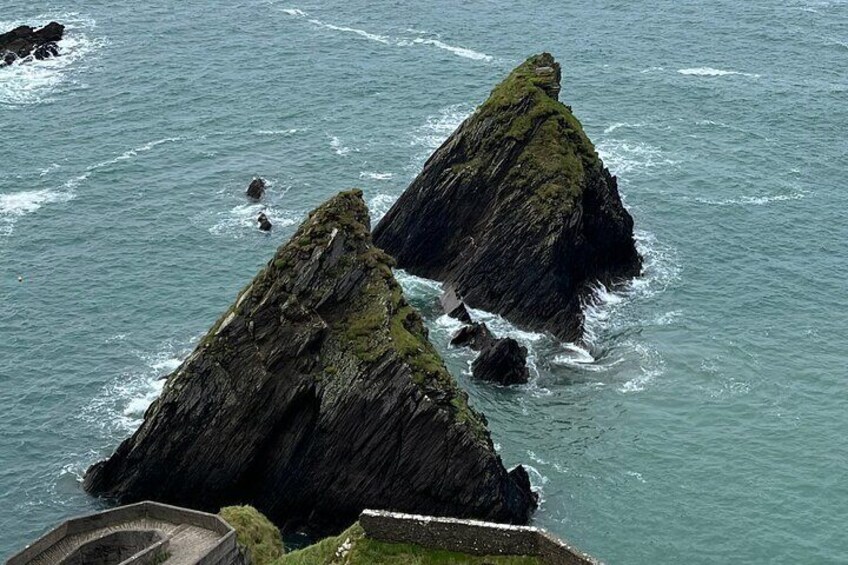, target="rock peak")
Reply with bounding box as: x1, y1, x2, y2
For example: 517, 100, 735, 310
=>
373, 54, 641, 342
84, 190, 536, 534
